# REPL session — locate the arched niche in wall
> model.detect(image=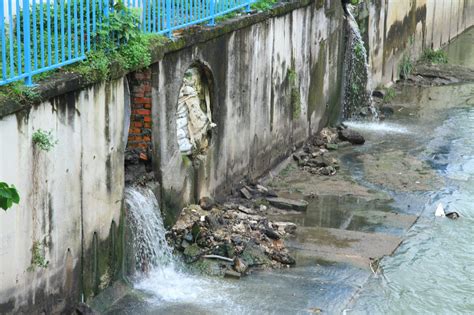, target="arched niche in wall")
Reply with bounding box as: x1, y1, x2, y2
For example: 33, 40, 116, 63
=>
175, 62, 216, 161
